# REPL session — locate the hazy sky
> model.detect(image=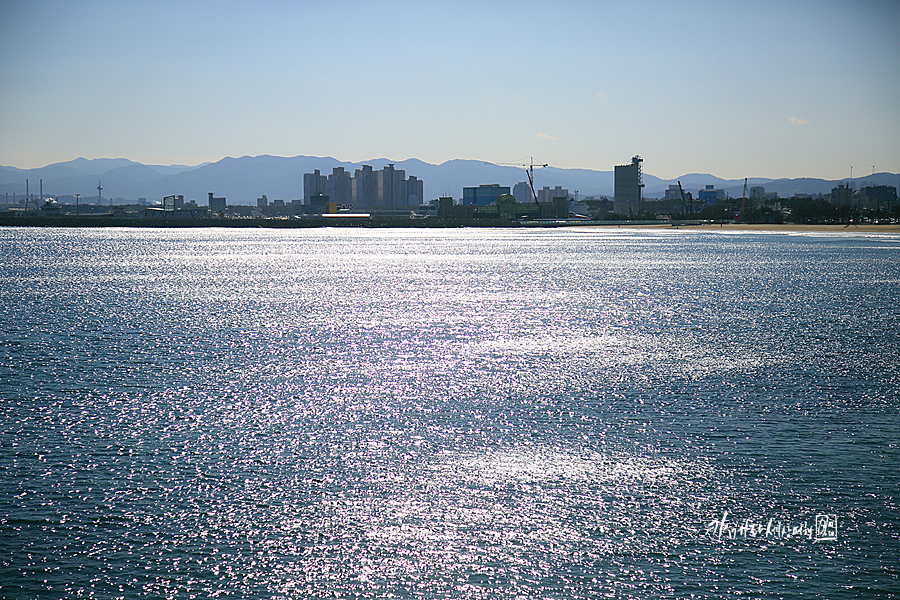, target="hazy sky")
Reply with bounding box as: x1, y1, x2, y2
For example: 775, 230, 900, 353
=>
2, 0, 898, 179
